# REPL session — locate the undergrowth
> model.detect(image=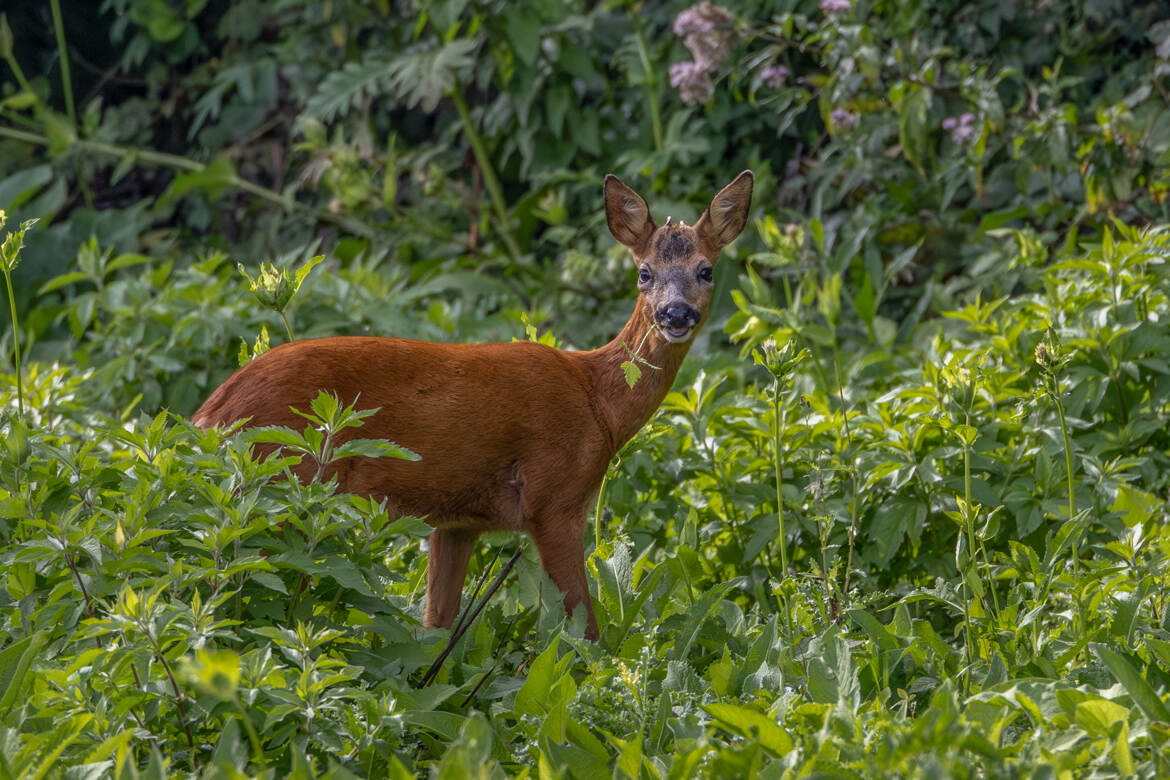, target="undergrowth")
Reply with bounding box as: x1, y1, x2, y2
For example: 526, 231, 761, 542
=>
1, 222, 1168, 778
